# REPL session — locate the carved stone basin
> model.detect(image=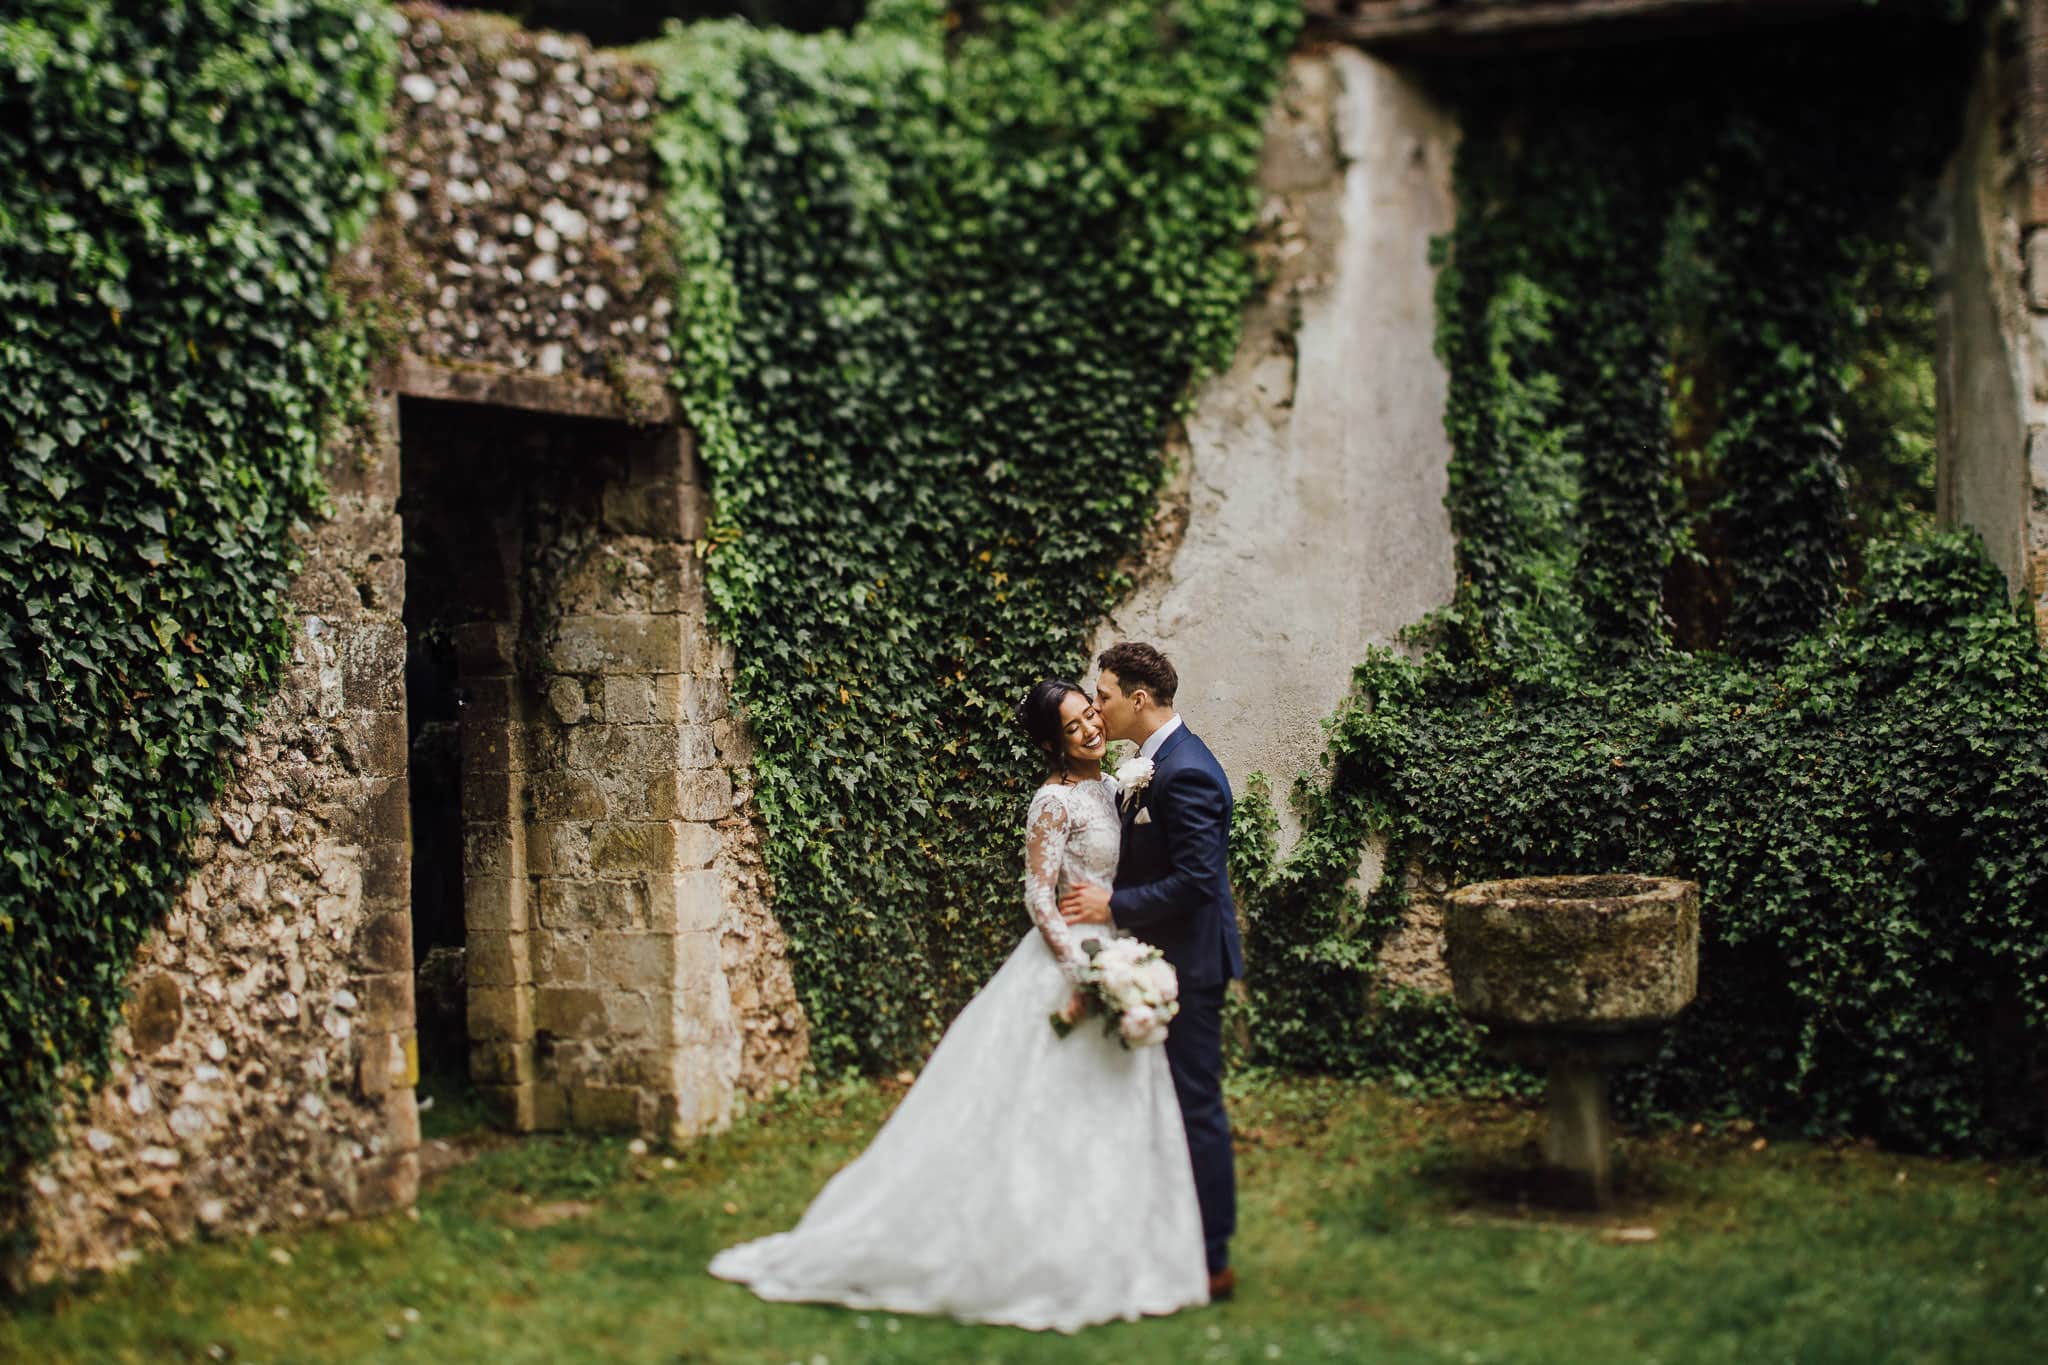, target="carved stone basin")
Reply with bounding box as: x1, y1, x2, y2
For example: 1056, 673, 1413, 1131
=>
1443, 874, 1700, 1207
